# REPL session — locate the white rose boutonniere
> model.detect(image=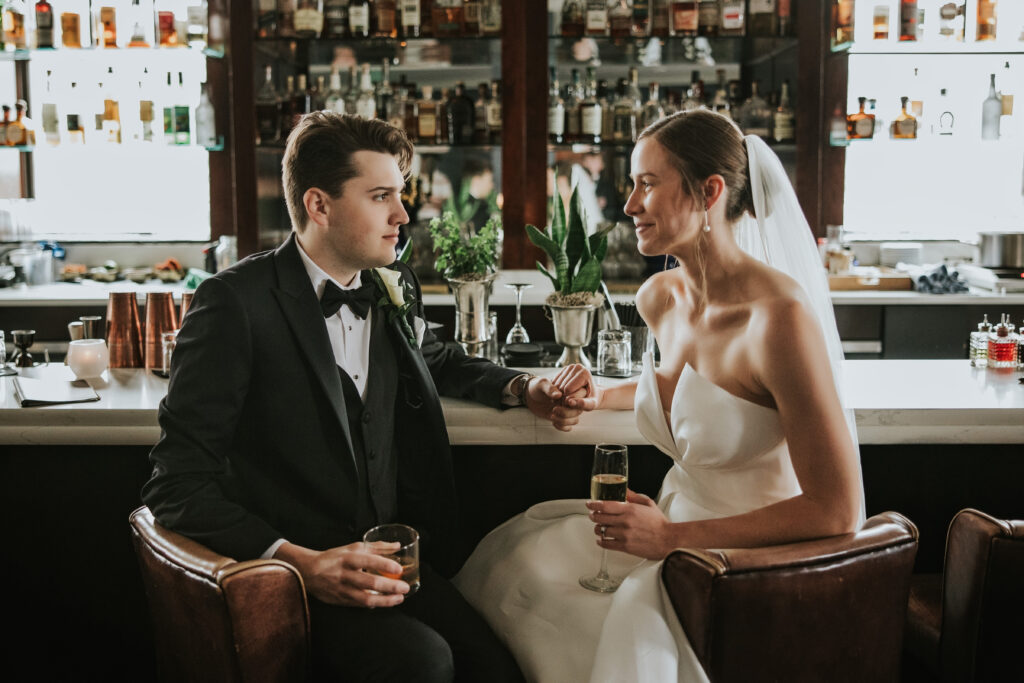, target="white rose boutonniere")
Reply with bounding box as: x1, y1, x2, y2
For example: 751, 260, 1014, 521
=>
371, 266, 417, 346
